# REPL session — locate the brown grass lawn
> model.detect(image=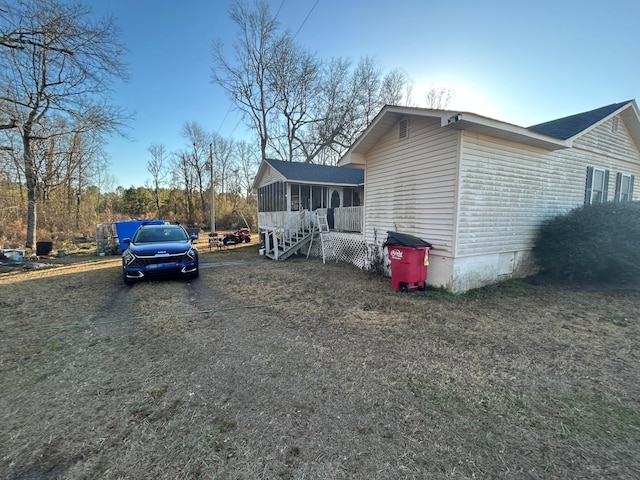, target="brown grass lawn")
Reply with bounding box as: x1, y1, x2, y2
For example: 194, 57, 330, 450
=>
1, 241, 639, 479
